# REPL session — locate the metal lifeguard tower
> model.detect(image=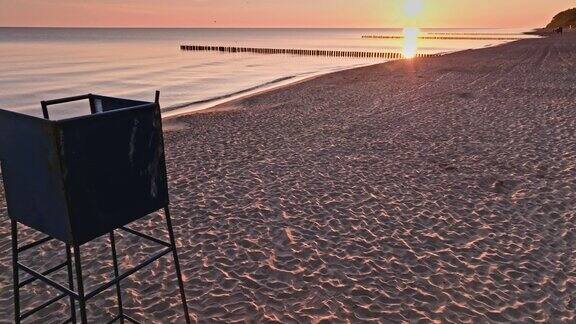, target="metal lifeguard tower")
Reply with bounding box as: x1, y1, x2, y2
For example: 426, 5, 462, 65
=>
0, 92, 190, 323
